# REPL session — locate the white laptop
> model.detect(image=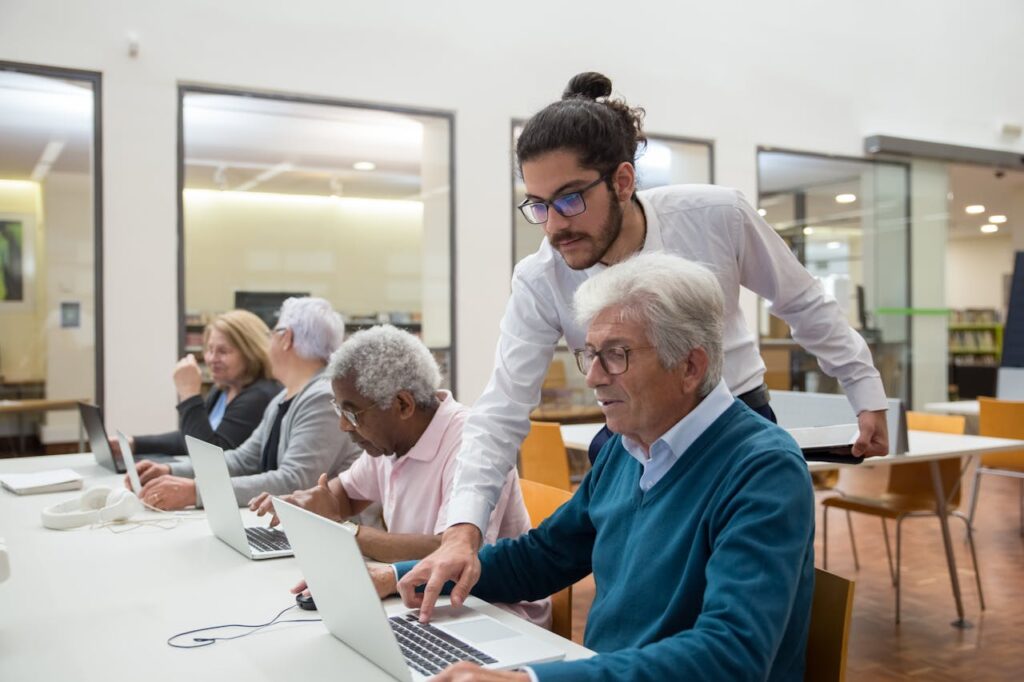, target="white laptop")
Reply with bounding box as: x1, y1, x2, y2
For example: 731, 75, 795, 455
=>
116, 430, 143, 495
185, 435, 292, 560
272, 497, 565, 681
